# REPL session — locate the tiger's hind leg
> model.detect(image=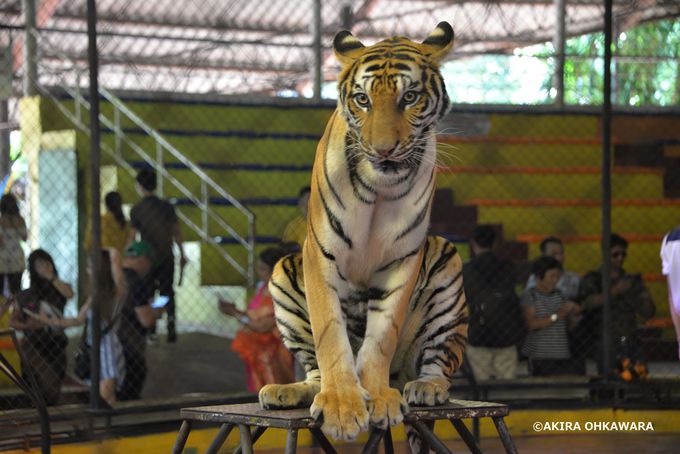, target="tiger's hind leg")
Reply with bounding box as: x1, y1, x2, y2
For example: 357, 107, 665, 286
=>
259, 253, 321, 409
397, 236, 468, 409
